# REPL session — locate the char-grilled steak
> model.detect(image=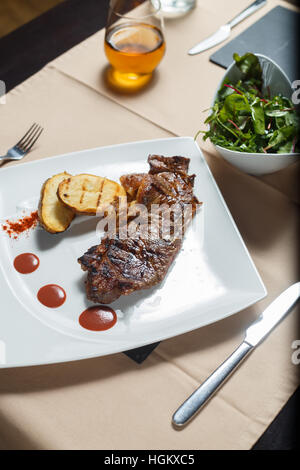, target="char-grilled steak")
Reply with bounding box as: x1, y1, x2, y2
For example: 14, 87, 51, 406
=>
78, 155, 200, 304
79, 236, 182, 304
148, 155, 190, 175
119, 173, 146, 199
